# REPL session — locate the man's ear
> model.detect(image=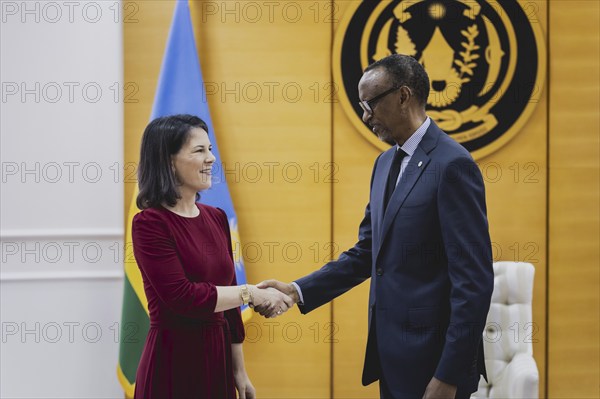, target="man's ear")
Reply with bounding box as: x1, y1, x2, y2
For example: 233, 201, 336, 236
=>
399, 86, 412, 105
